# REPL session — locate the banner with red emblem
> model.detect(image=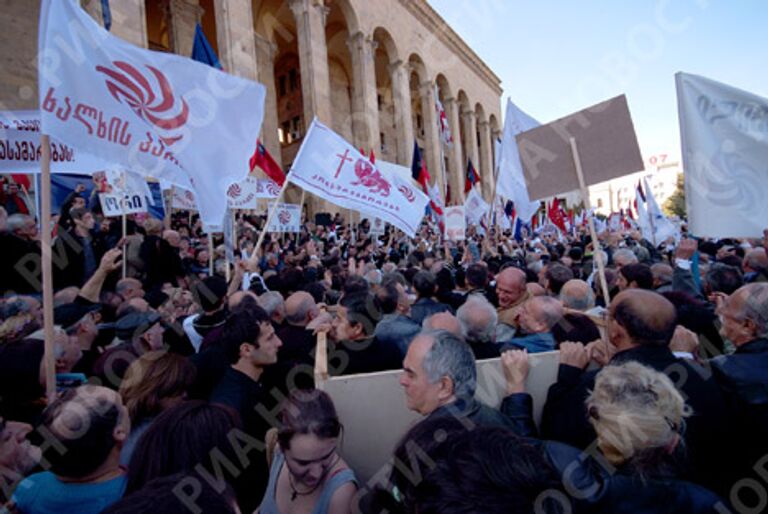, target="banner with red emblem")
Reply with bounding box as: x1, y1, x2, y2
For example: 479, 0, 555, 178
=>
287, 119, 429, 237
266, 202, 301, 233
